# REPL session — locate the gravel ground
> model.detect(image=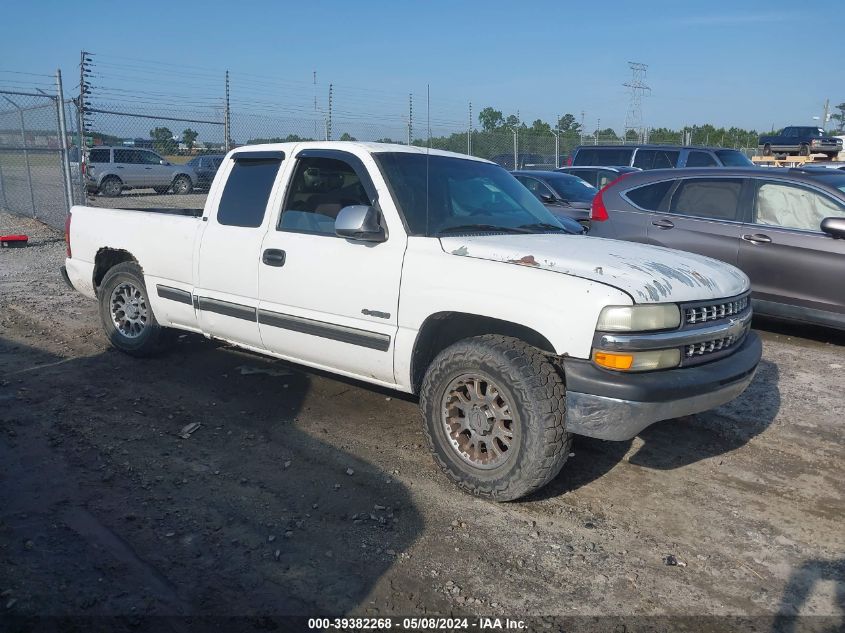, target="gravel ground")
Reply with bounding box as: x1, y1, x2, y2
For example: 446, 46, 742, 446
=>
0, 211, 843, 632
